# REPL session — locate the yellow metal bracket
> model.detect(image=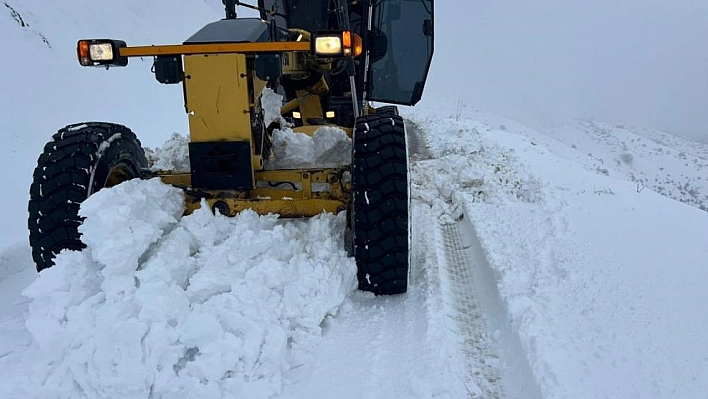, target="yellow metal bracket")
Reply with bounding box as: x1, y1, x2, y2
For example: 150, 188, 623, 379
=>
119, 41, 310, 57
150, 167, 351, 217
